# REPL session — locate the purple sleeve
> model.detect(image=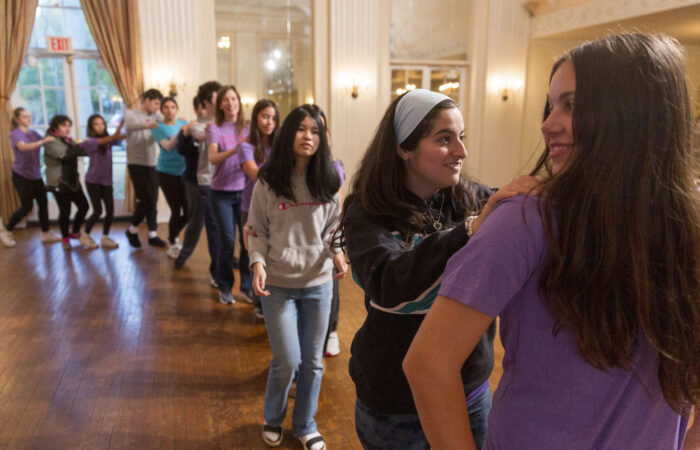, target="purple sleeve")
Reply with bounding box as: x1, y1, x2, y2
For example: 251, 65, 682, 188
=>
439, 195, 547, 317
83, 137, 99, 155
206, 123, 220, 147
239, 142, 255, 165
333, 160, 345, 188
